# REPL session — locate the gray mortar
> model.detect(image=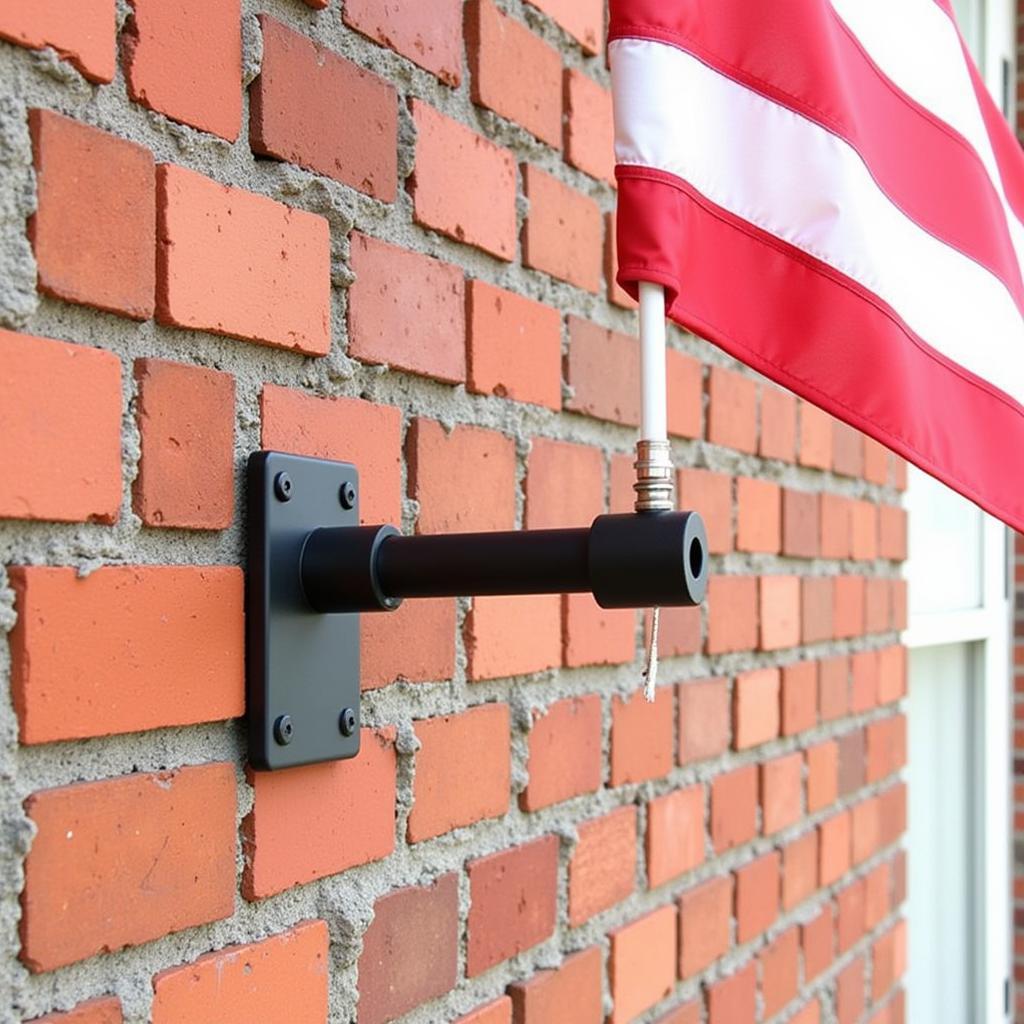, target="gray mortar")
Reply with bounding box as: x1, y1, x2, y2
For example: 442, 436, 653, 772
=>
0, 2, 908, 1021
